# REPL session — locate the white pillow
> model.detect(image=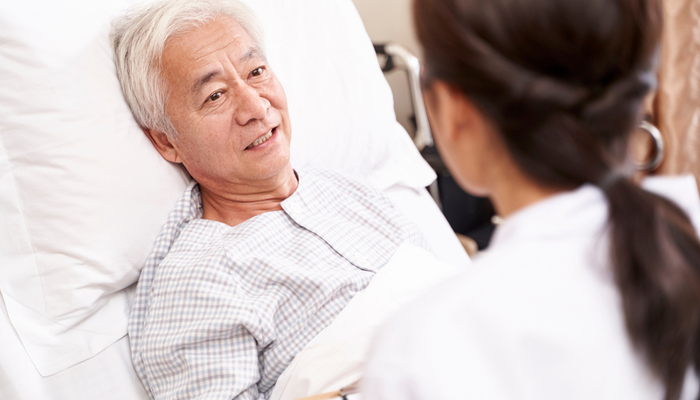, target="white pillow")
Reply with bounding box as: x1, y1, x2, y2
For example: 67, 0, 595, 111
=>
0, 0, 434, 376
250, 0, 434, 190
